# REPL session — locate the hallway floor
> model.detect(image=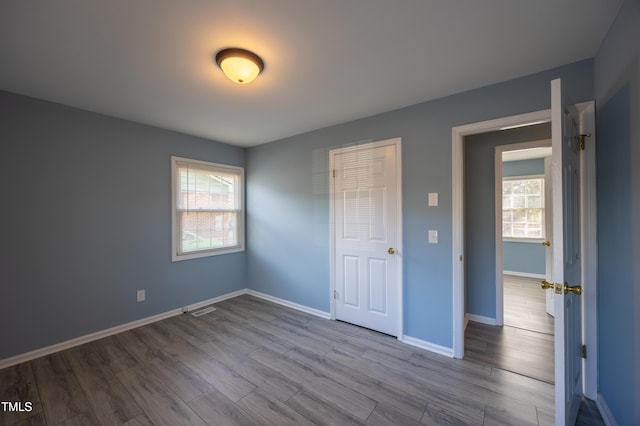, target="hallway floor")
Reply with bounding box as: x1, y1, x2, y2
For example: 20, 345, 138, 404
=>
464, 274, 604, 425
504, 275, 554, 334
465, 275, 554, 384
